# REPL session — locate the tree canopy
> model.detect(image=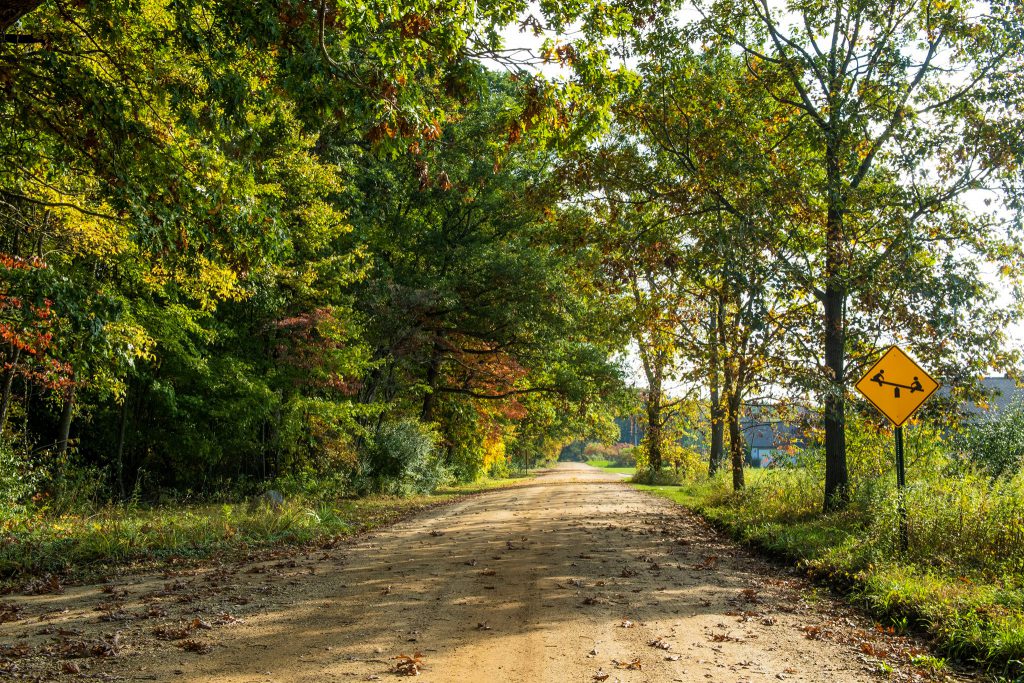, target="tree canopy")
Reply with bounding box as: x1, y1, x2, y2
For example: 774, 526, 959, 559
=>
1, 0, 1021, 504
